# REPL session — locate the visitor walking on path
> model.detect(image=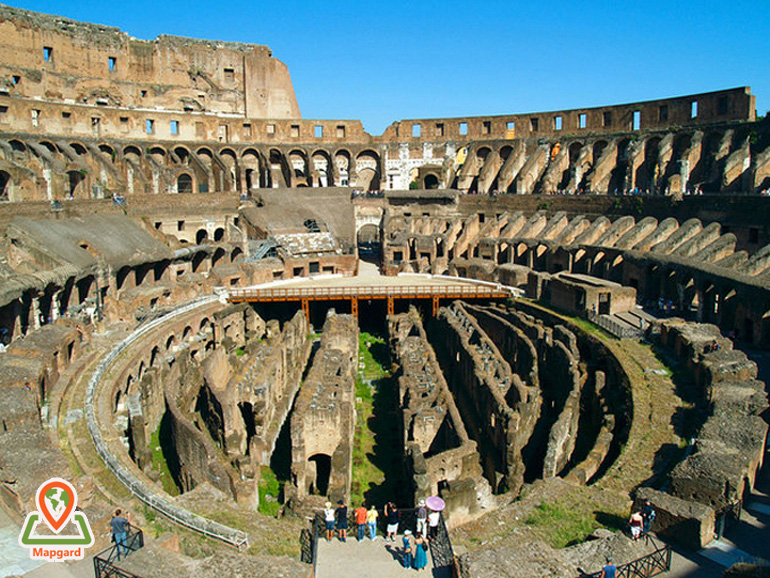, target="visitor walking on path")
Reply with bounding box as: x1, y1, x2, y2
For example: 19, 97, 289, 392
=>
110, 509, 130, 560
413, 532, 428, 570
427, 508, 440, 541
385, 501, 399, 541
416, 499, 428, 536
367, 504, 379, 540
629, 511, 643, 541
600, 556, 617, 578
641, 500, 656, 538
401, 530, 413, 569
355, 502, 367, 542
323, 501, 335, 542
335, 500, 348, 542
